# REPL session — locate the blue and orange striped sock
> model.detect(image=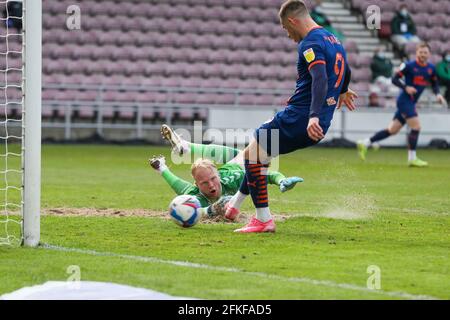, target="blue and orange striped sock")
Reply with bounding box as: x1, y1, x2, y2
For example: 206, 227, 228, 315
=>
245, 159, 270, 211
